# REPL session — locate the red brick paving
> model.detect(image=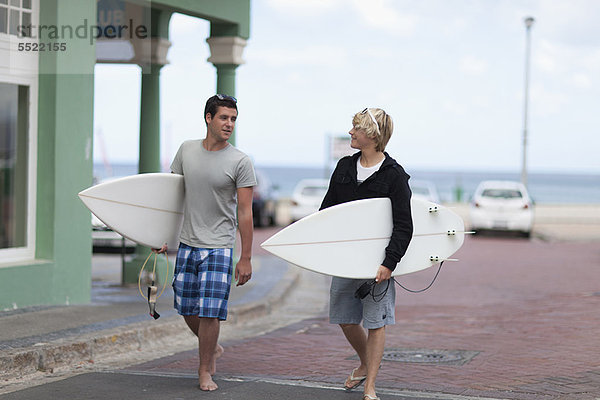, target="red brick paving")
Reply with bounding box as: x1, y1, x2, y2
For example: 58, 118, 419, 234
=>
136, 233, 600, 399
